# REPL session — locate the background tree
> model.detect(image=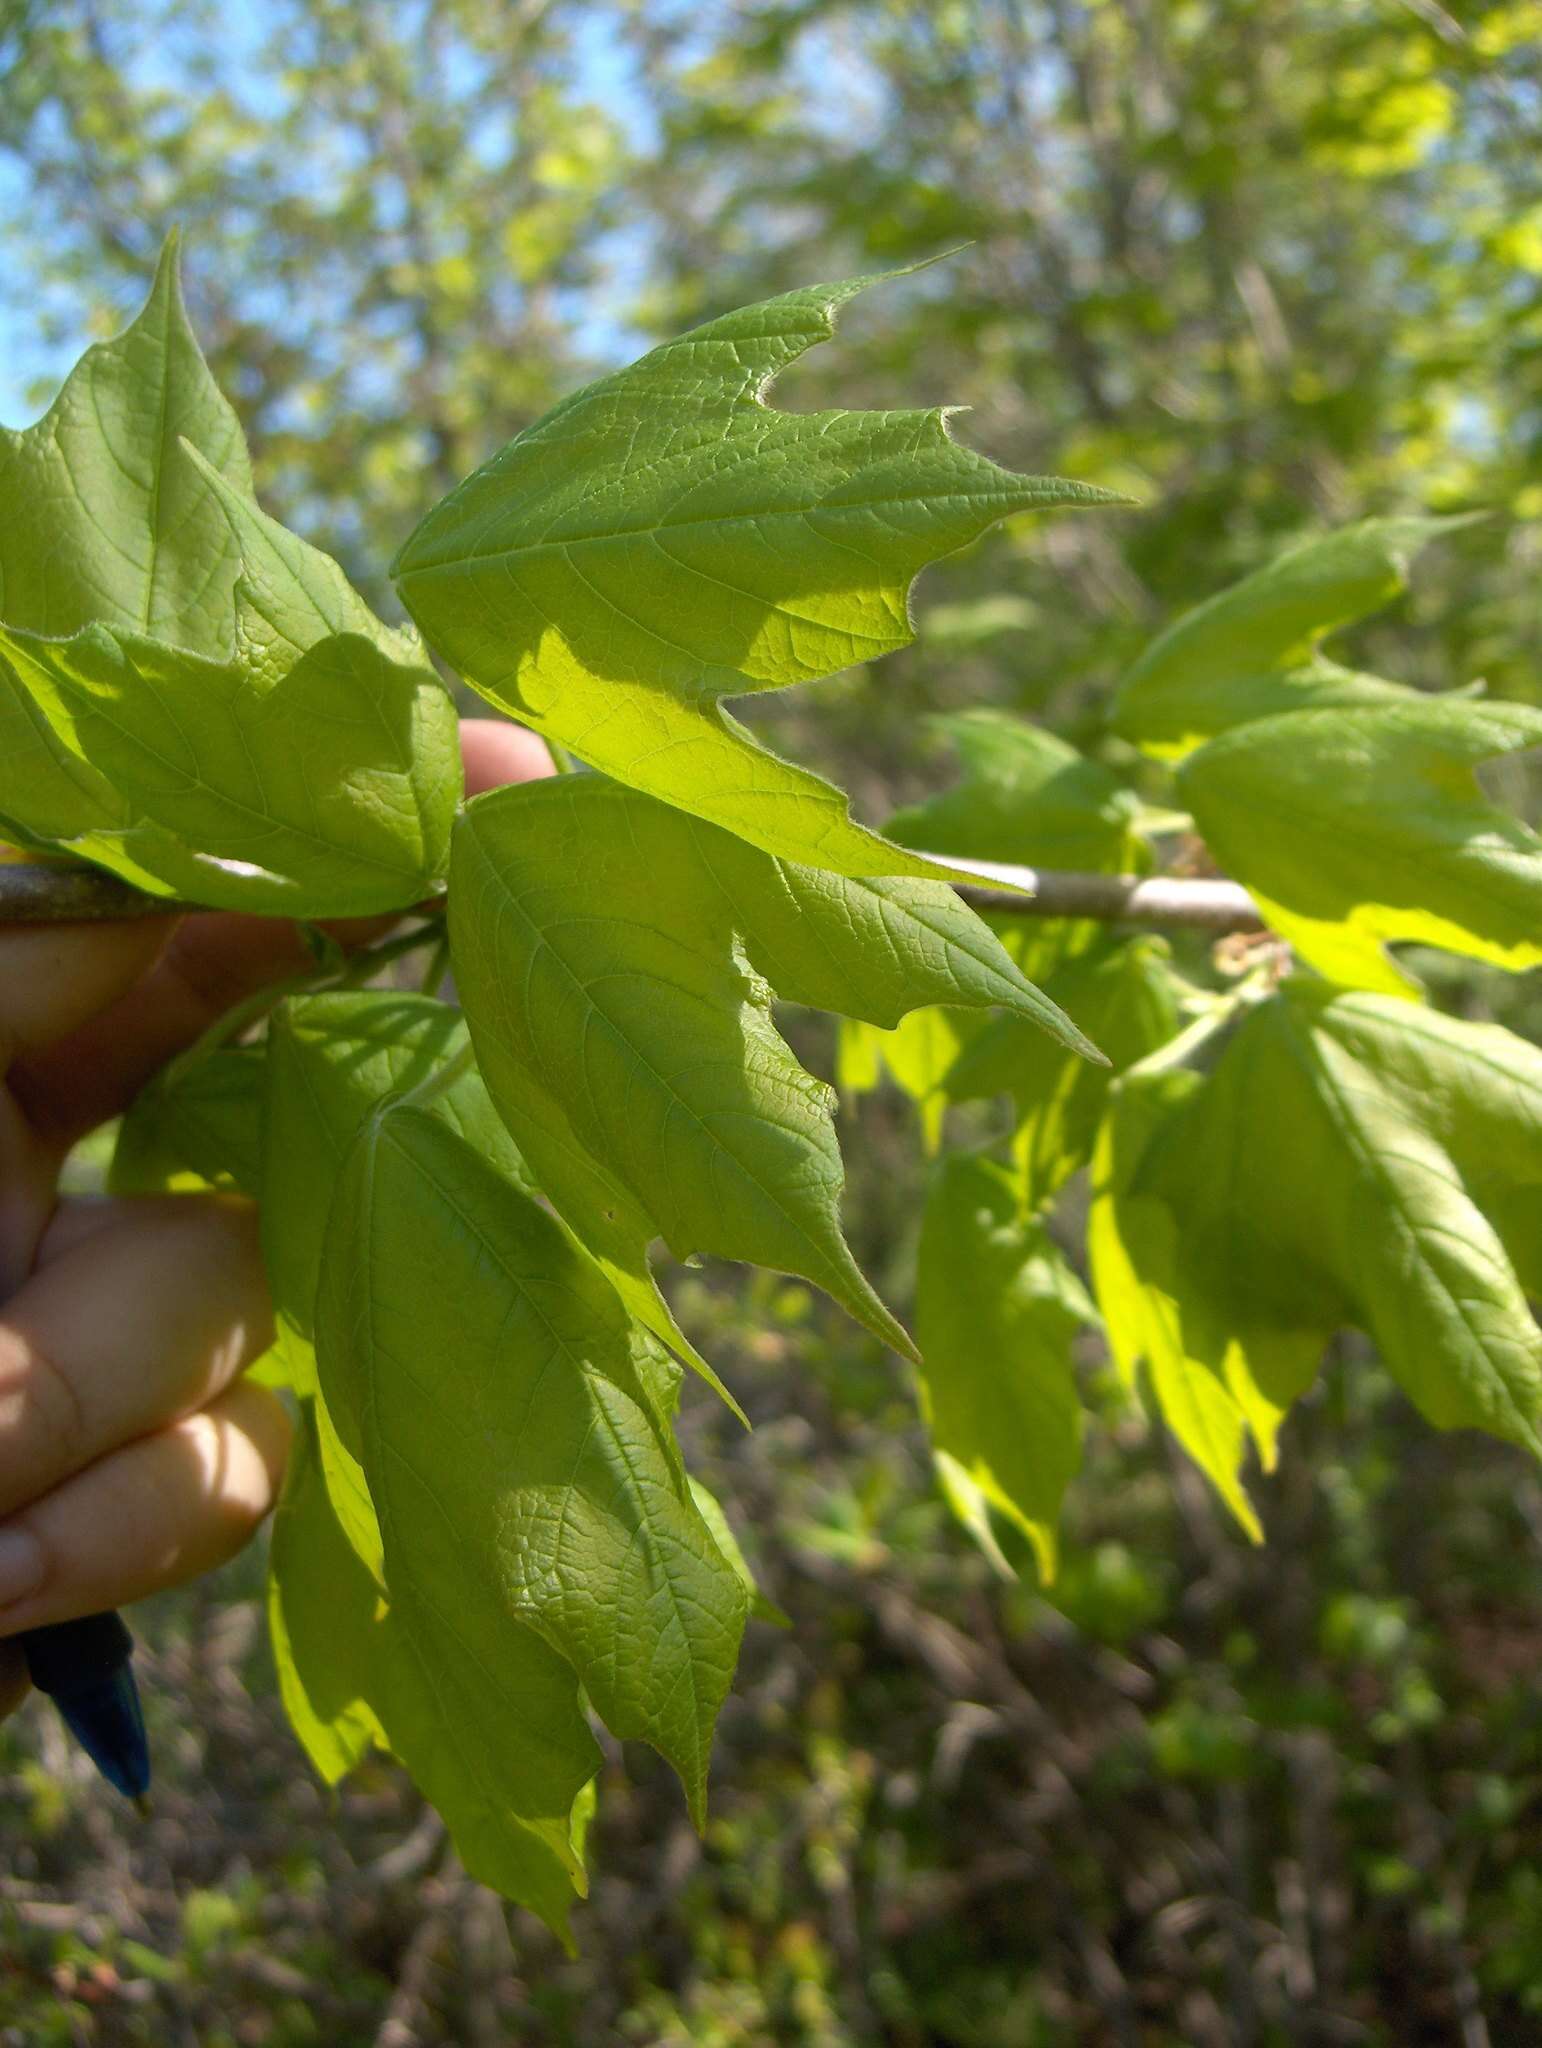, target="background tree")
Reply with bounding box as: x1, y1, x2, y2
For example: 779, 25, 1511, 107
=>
1, 0, 635, 577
